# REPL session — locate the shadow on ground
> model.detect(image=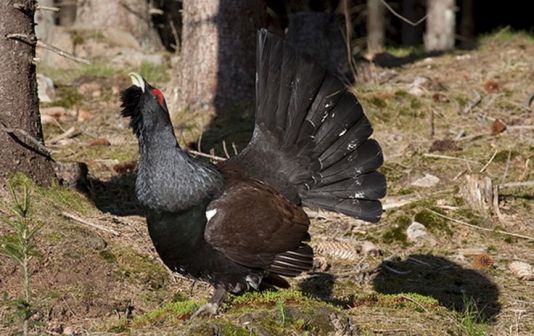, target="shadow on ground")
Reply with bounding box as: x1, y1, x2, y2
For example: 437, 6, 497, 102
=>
373, 254, 501, 322
84, 172, 144, 216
